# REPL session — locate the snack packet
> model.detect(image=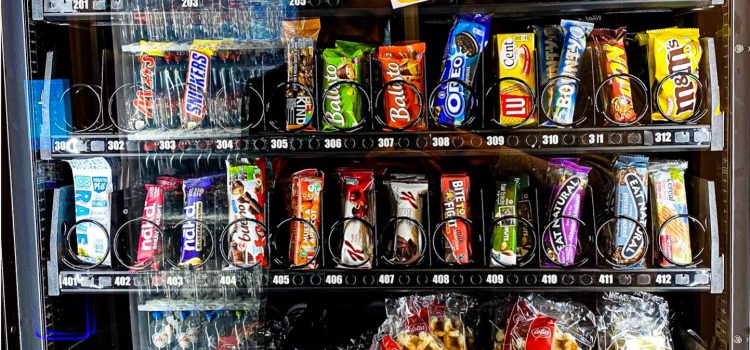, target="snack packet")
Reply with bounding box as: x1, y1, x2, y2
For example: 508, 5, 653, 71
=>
181, 40, 221, 129
491, 180, 518, 267
135, 184, 164, 270
537, 26, 563, 85
611, 155, 649, 267
180, 176, 213, 267
282, 18, 321, 131
545, 20, 594, 127
647, 28, 702, 122
543, 158, 591, 267
379, 42, 427, 130
648, 160, 691, 266
337, 169, 375, 269
65, 157, 113, 266
322, 45, 365, 130
441, 173, 472, 264
386, 176, 428, 265
289, 169, 324, 269
597, 292, 673, 350
592, 27, 637, 124
226, 159, 267, 269
507, 294, 597, 350
497, 33, 537, 126
433, 14, 491, 128
511, 175, 534, 259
